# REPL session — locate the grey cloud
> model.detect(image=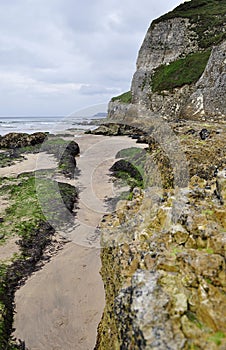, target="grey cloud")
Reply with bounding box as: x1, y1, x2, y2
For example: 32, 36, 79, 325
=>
79, 84, 120, 96
0, 0, 184, 115
0, 48, 54, 69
